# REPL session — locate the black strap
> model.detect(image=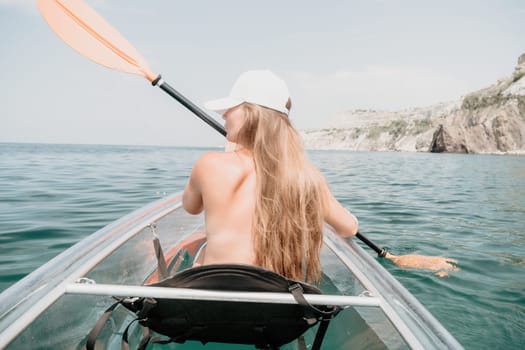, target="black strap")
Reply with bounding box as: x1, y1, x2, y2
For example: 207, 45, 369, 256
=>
153, 237, 169, 280
289, 283, 339, 318
311, 318, 332, 350
288, 283, 339, 350
121, 318, 144, 350
122, 321, 177, 350
86, 301, 121, 350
